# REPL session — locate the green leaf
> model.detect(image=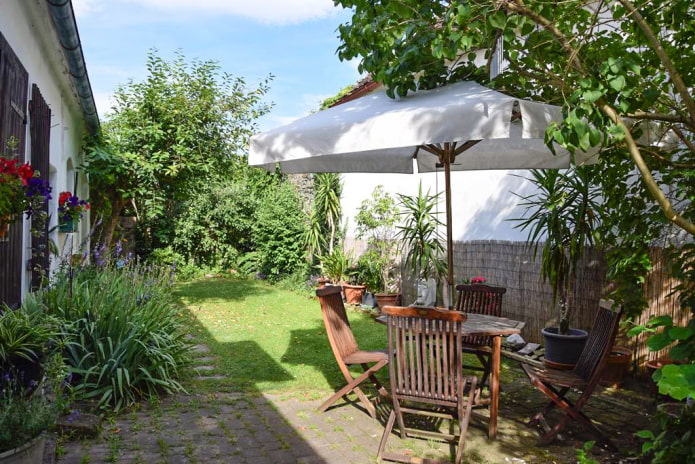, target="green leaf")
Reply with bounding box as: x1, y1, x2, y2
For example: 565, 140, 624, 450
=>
488, 11, 507, 29
627, 325, 648, 337
667, 326, 693, 341
648, 315, 674, 328
657, 364, 695, 401
646, 332, 672, 351
635, 430, 654, 439
582, 89, 603, 103
608, 75, 626, 91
